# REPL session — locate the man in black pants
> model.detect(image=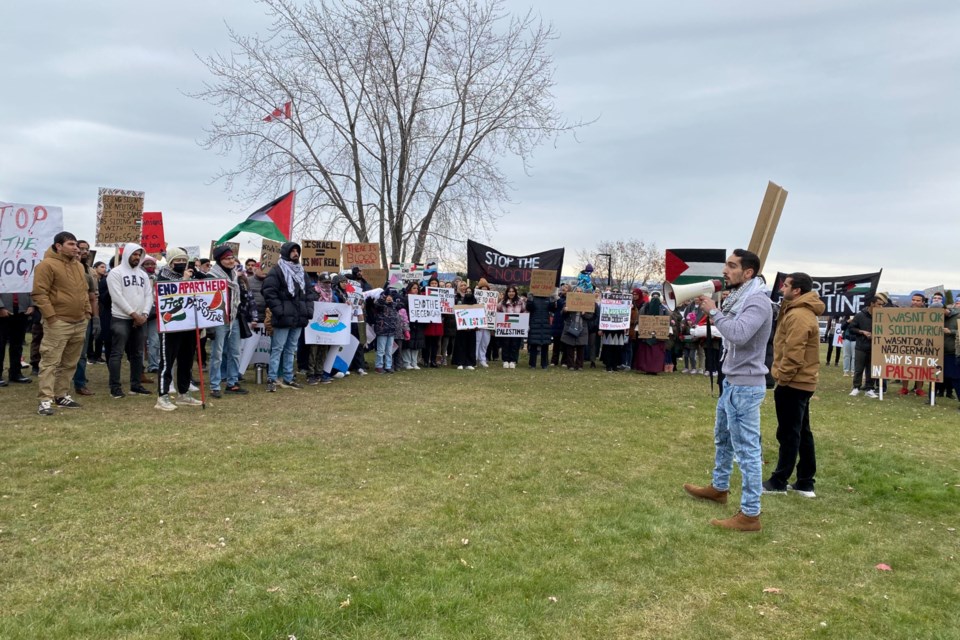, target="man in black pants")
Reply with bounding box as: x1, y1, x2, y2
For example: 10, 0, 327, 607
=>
848, 293, 889, 399
762, 273, 825, 499
154, 247, 203, 411
0, 292, 35, 386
